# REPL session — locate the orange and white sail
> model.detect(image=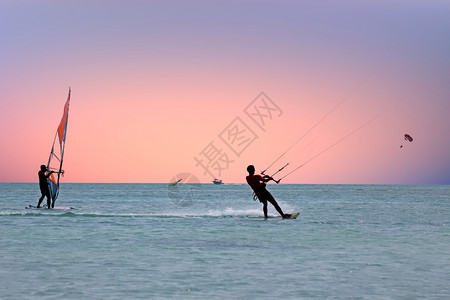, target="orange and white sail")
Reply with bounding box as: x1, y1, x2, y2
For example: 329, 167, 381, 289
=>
47, 88, 71, 202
